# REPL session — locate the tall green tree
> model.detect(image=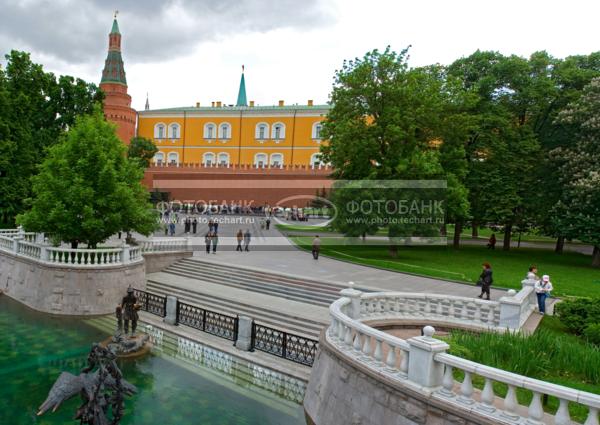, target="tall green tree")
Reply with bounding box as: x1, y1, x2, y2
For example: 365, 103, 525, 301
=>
17, 107, 156, 248
321, 47, 468, 254
127, 136, 158, 168
552, 78, 600, 267
0, 51, 102, 226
